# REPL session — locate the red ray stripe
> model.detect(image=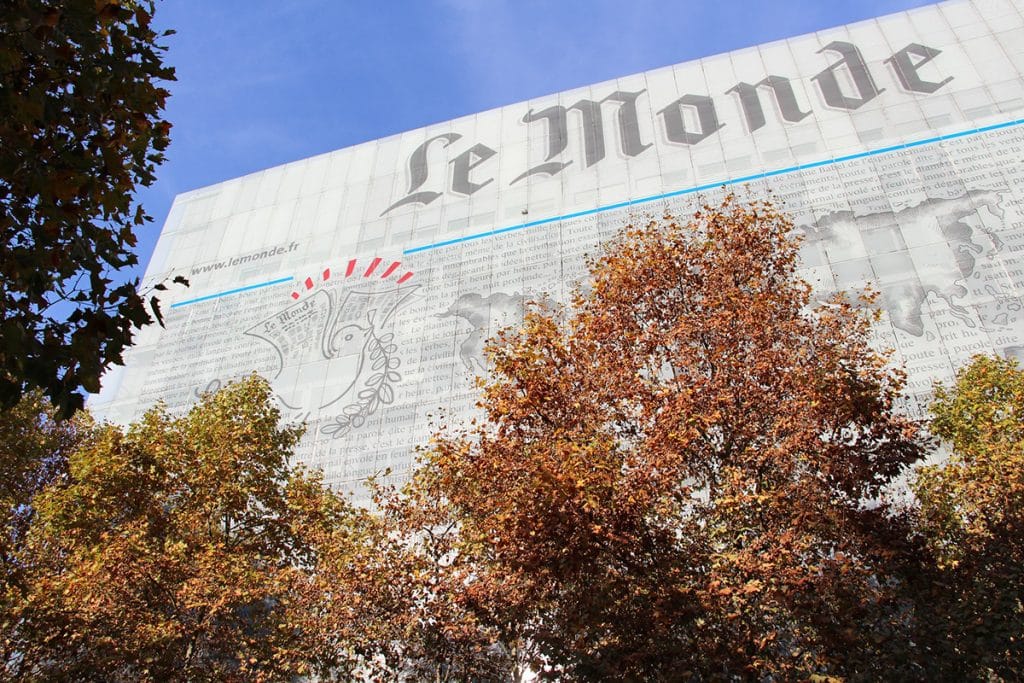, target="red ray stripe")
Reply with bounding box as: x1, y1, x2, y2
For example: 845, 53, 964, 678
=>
345, 259, 357, 277
380, 261, 401, 278
396, 271, 414, 284
291, 292, 300, 300
363, 257, 382, 277
305, 277, 314, 290
322, 268, 331, 281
